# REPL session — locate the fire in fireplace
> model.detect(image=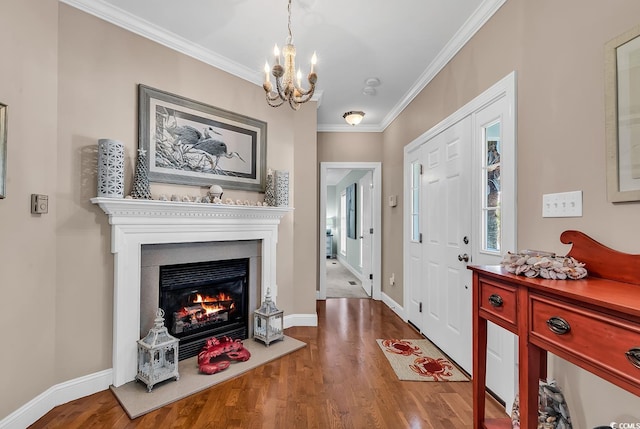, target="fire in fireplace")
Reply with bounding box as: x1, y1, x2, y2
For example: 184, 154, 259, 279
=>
159, 258, 249, 360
